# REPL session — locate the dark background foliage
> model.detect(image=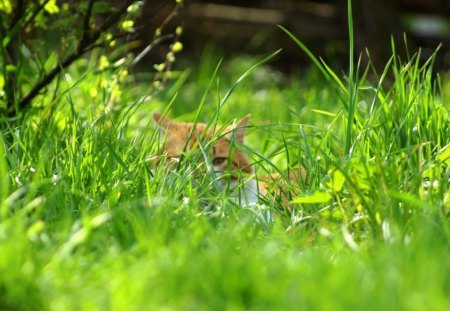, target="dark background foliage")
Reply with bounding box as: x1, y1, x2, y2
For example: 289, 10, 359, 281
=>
140, 0, 450, 73
1, 0, 449, 117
